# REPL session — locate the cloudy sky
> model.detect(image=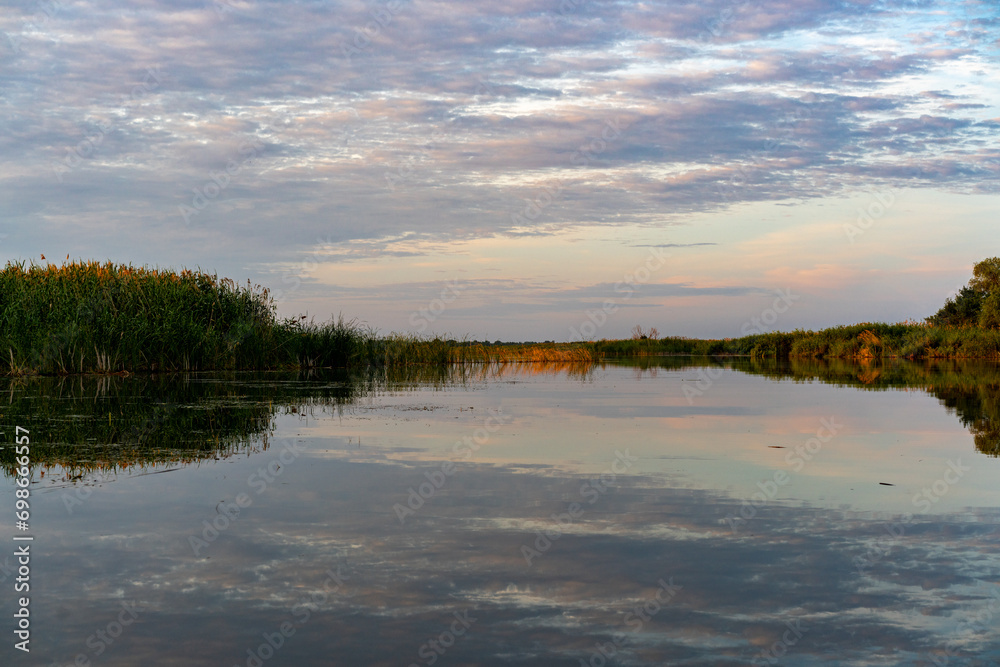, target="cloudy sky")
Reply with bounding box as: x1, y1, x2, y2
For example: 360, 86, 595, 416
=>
1, 0, 998, 340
